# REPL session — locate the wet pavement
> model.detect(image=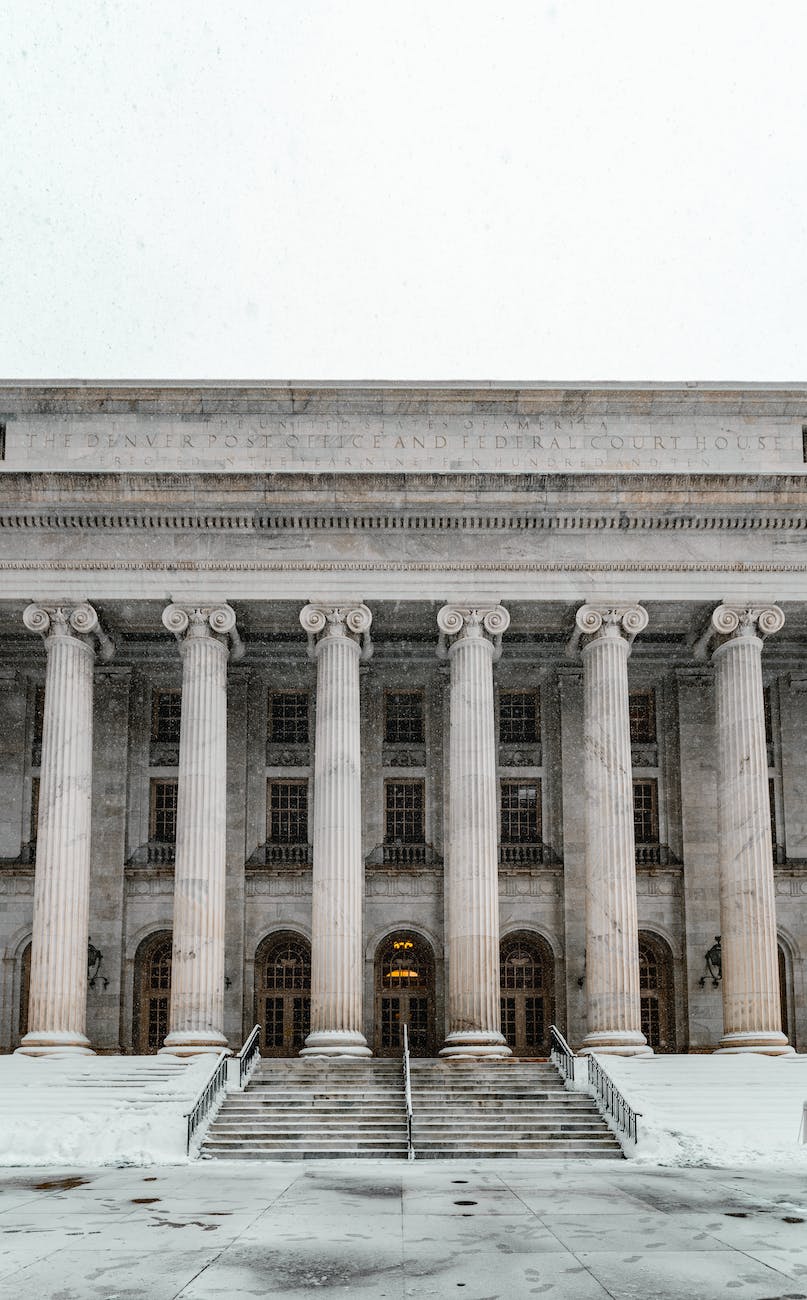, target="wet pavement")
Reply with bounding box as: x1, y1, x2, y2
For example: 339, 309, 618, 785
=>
2, 1160, 807, 1298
